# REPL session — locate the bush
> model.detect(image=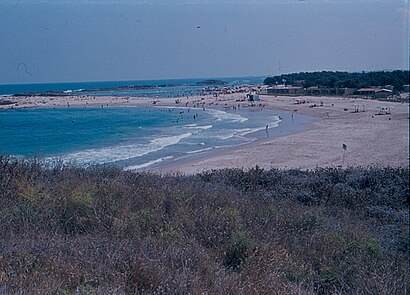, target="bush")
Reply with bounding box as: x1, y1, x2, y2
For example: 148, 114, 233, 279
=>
0, 157, 408, 293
